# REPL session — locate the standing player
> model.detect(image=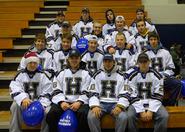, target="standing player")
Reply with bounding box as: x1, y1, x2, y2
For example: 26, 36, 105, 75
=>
102, 9, 116, 36
10, 52, 53, 132
129, 8, 156, 36
73, 8, 93, 38
127, 53, 168, 132
45, 11, 65, 48
46, 49, 91, 132
88, 53, 129, 132
82, 35, 104, 75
